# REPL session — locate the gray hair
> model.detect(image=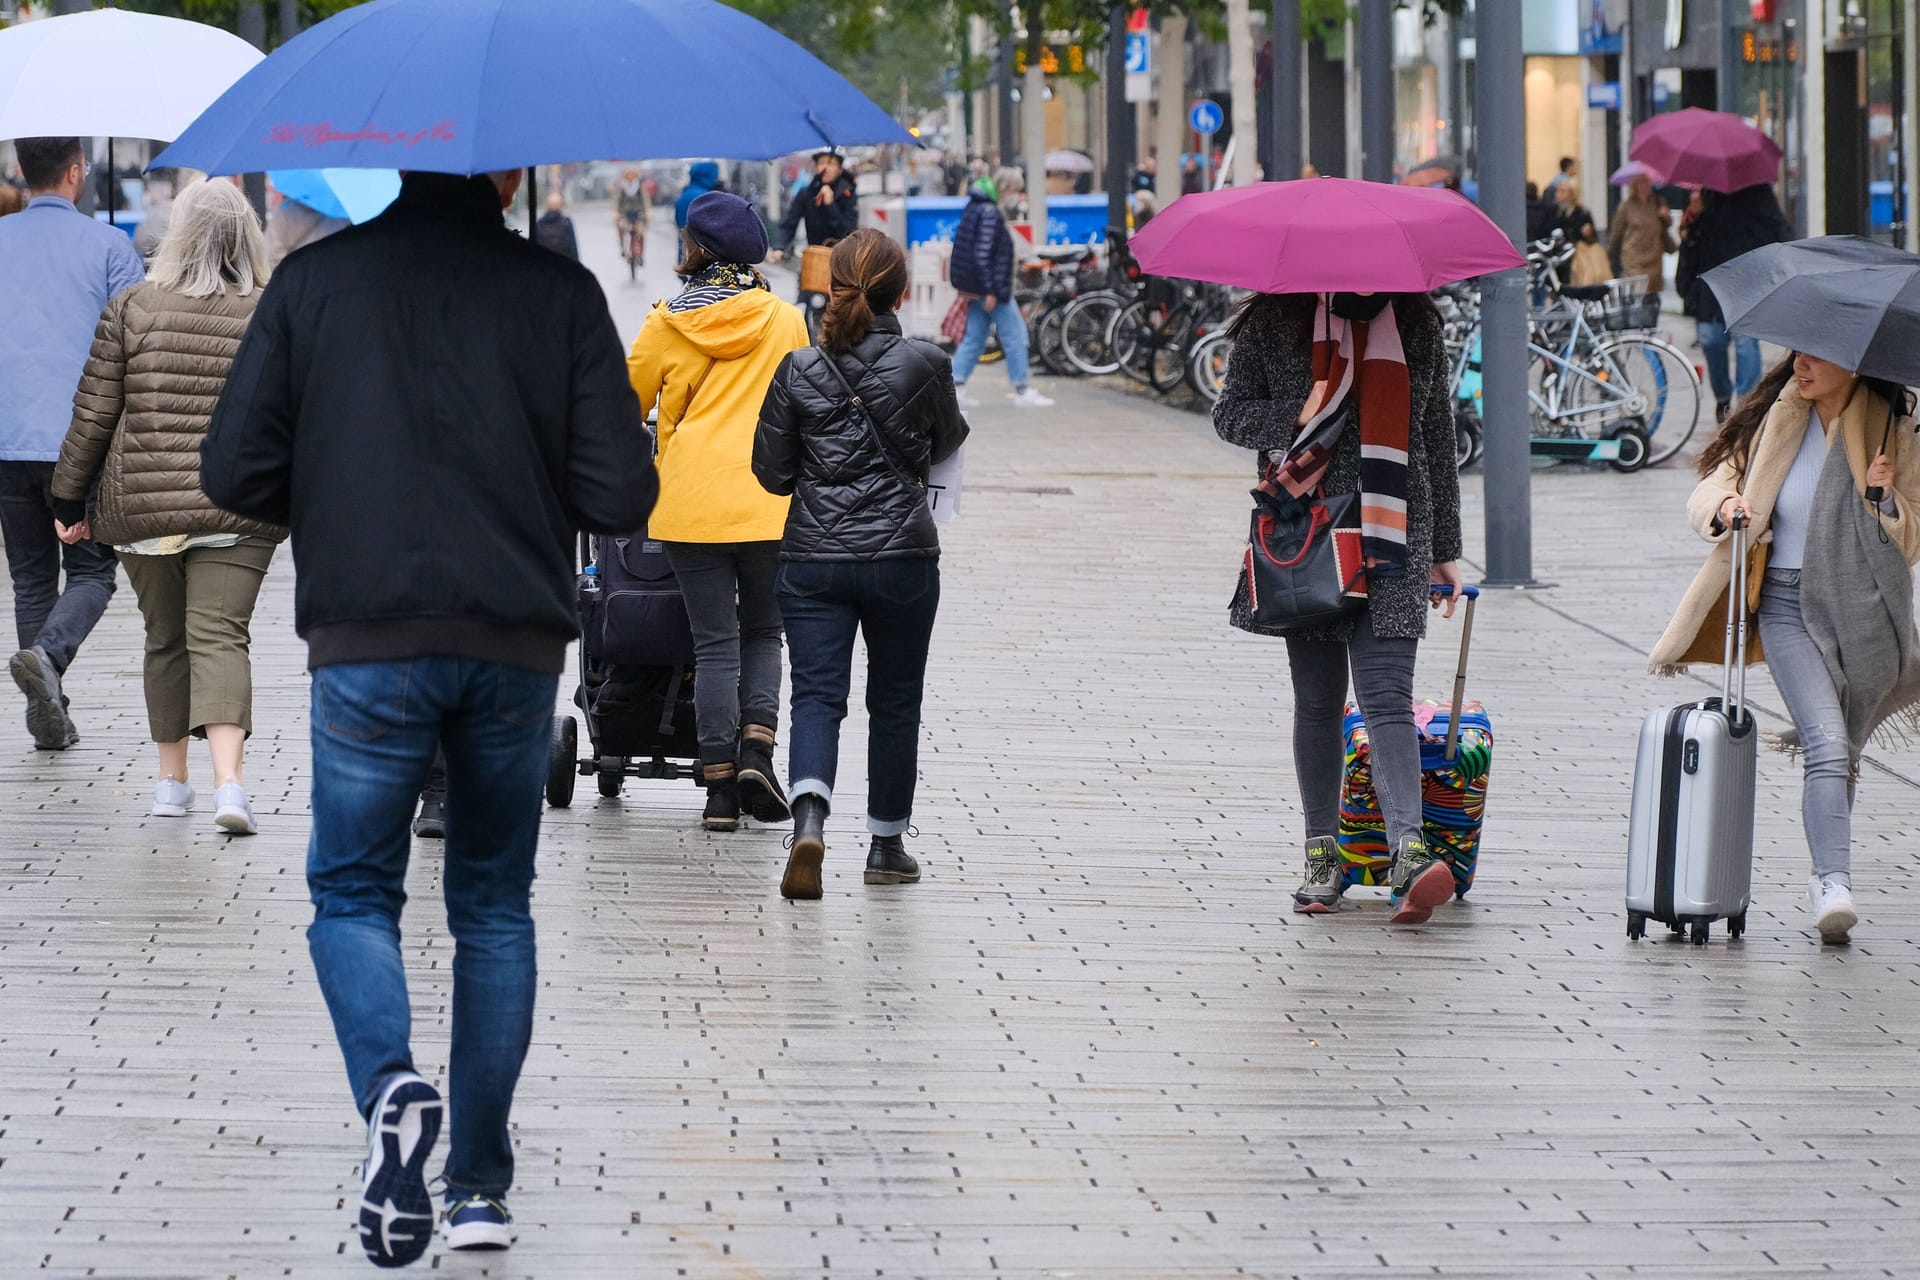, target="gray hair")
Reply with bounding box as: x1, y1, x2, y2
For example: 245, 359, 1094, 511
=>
149, 178, 270, 299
